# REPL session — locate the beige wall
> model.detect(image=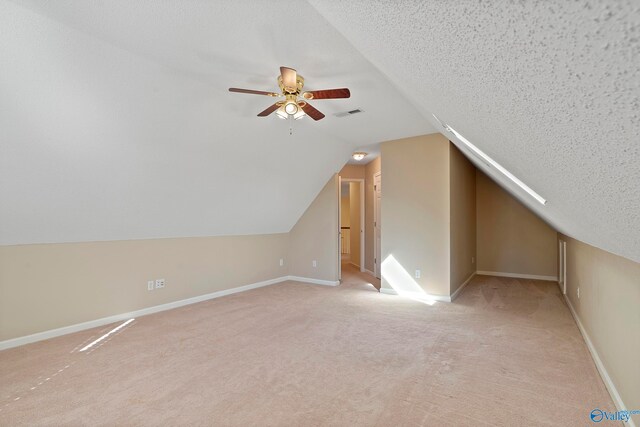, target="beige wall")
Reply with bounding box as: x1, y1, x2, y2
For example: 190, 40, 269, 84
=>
1, 174, 342, 343
349, 182, 361, 268
381, 134, 451, 297
338, 164, 365, 180
449, 144, 477, 293
364, 157, 381, 273
340, 195, 350, 228
476, 170, 558, 278
0, 233, 288, 341
561, 234, 640, 424
288, 175, 339, 282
